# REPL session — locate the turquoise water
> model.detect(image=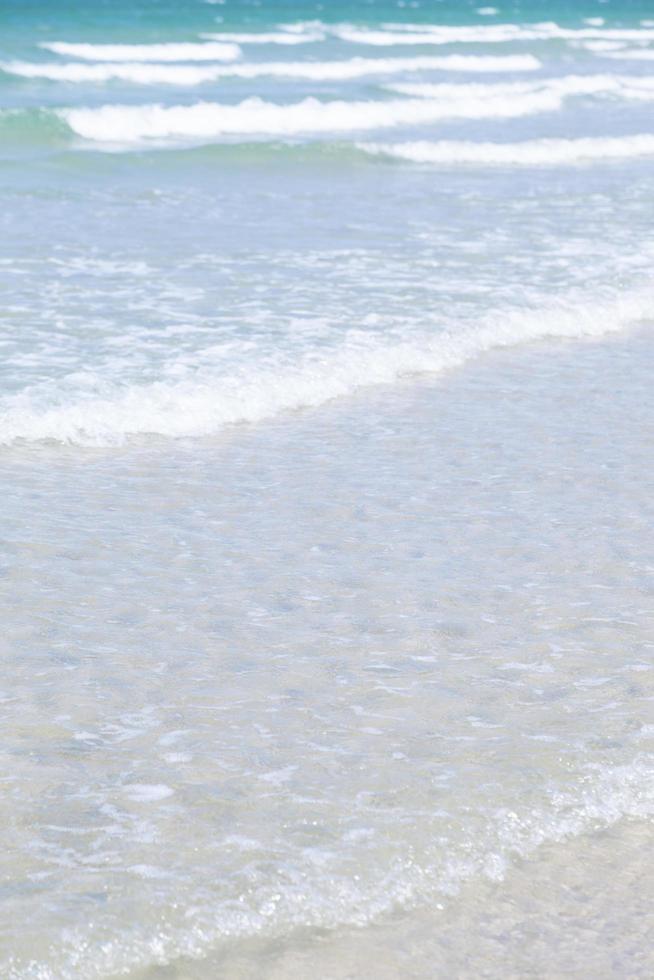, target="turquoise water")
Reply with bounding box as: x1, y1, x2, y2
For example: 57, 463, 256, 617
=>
1, 1, 654, 977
